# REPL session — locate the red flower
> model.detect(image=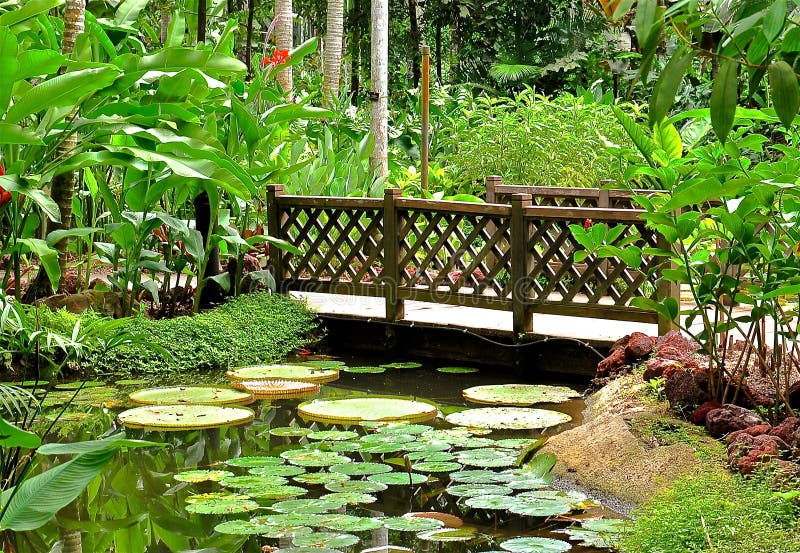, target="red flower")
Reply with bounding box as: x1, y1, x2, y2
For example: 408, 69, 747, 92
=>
0, 163, 10, 209
583, 218, 593, 230
262, 48, 290, 69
